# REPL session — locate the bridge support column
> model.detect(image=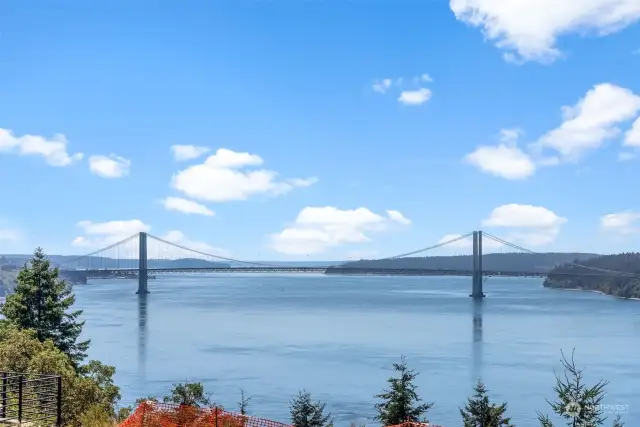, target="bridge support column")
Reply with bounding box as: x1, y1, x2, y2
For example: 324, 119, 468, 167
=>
470, 230, 485, 299
137, 232, 149, 295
